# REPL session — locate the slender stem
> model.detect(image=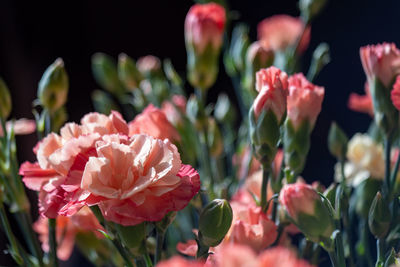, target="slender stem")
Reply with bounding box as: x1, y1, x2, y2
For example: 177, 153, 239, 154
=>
271, 223, 286, 247
142, 252, 153, 267
17, 212, 43, 265
111, 238, 134, 267
260, 167, 269, 210
154, 229, 165, 265
0, 201, 24, 265
231, 75, 248, 120
328, 250, 339, 267
271, 198, 278, 222
48, 218, 58, 267
335, 231, 346, 267
383, 138, 391, 198
390, 150, 400, 196
375, 239, 384, 267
